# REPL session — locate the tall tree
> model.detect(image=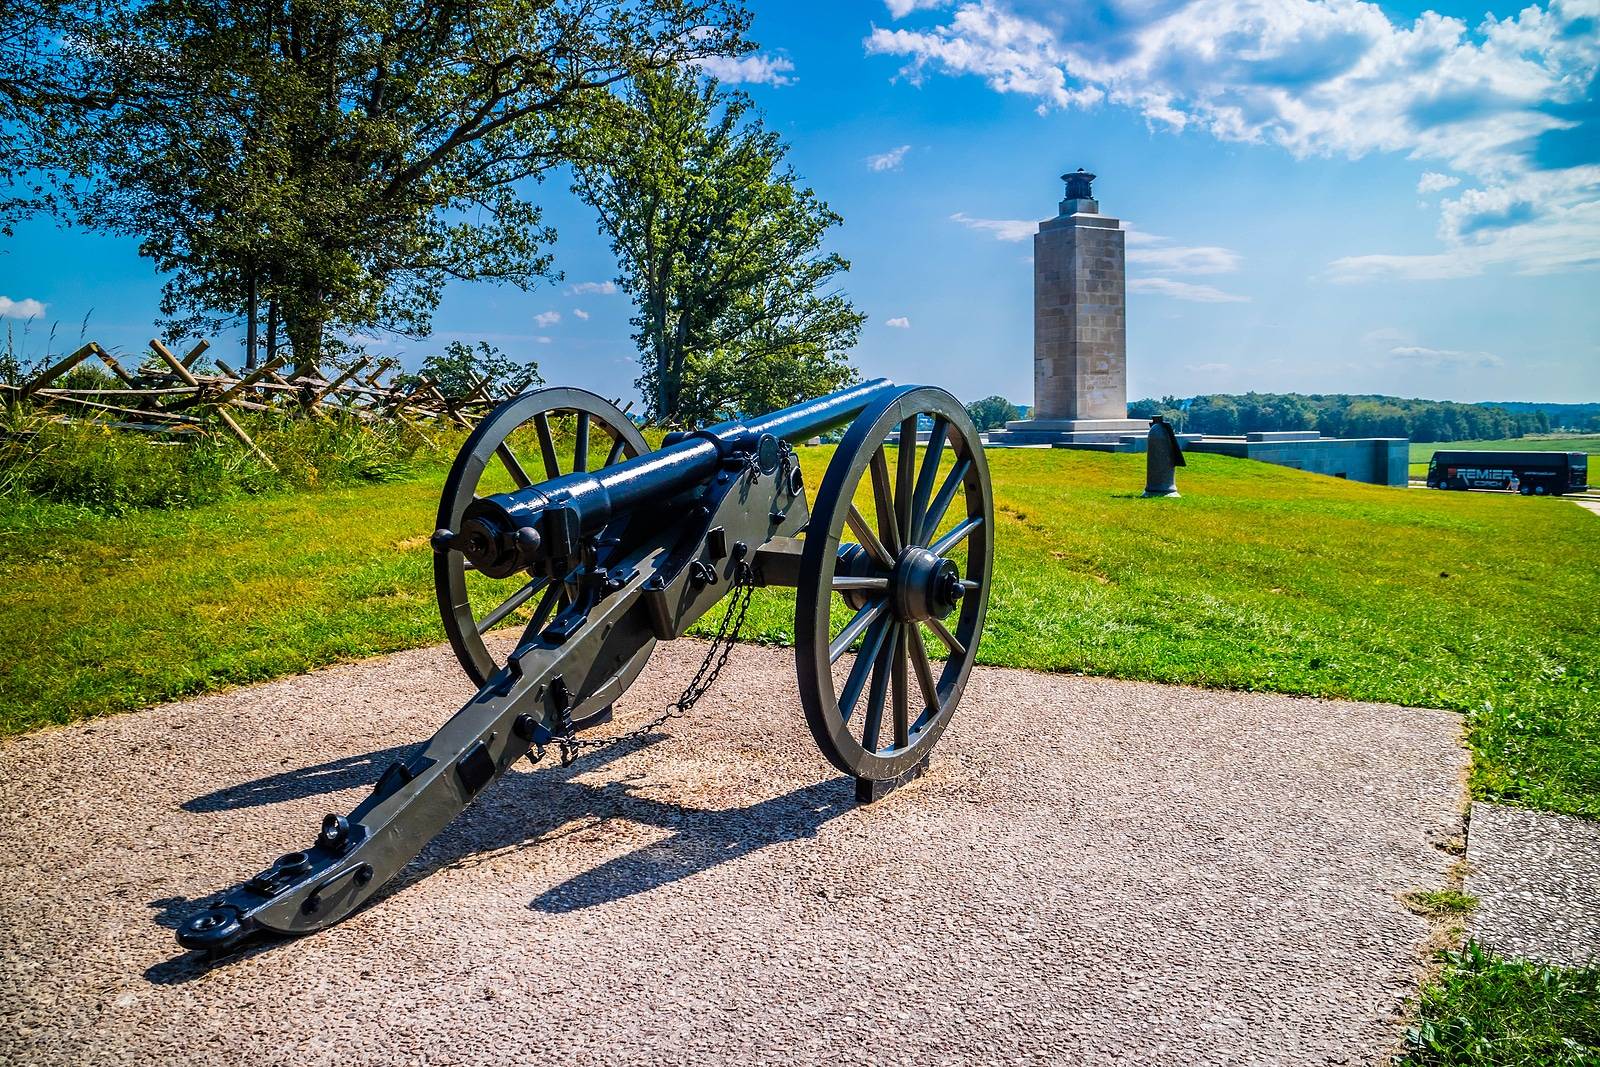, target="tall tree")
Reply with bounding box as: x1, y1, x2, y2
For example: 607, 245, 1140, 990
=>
55, 0, 748, 372
573, 68, 862, 426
